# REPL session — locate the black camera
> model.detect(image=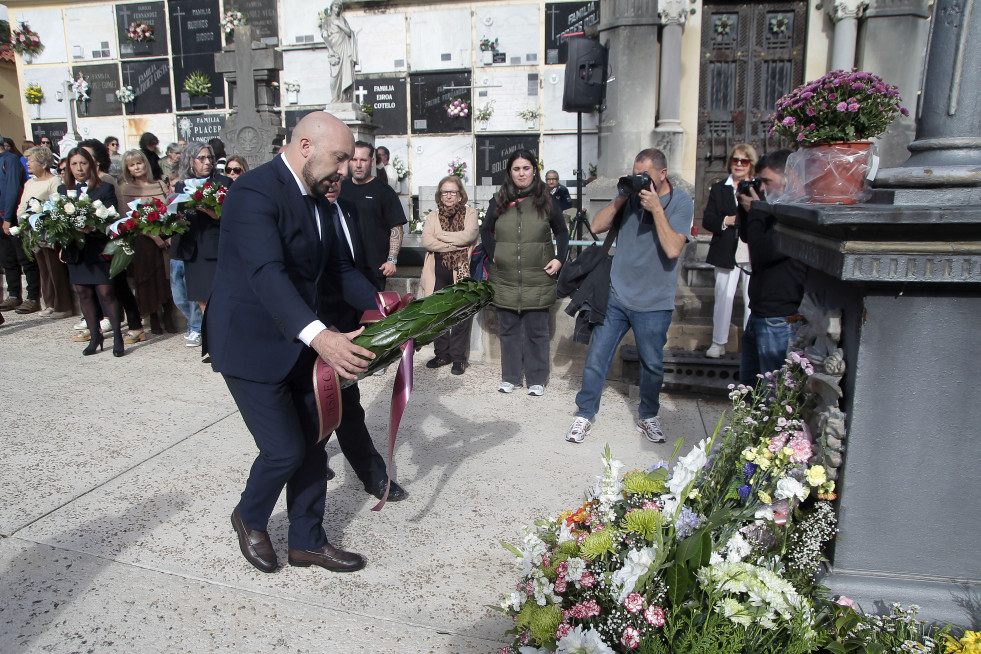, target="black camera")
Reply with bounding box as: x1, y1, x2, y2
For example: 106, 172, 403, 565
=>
737, 177, 765, 201
617, 171, 653, 196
